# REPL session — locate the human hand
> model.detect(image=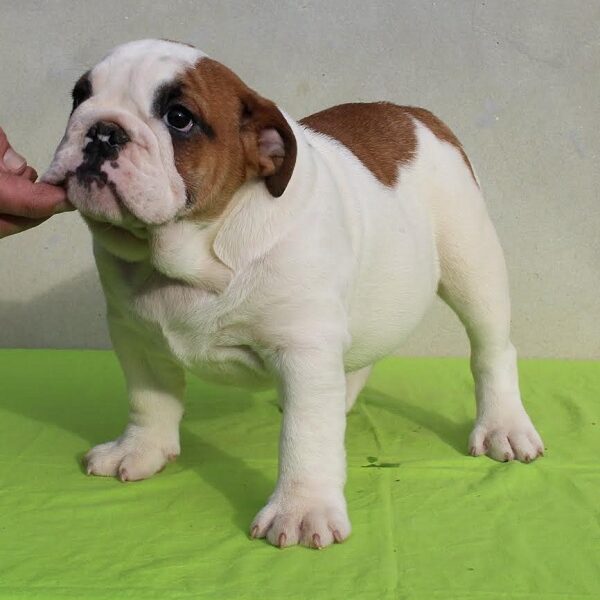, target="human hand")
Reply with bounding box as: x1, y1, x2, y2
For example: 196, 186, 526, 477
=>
0, 127, 73, 238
